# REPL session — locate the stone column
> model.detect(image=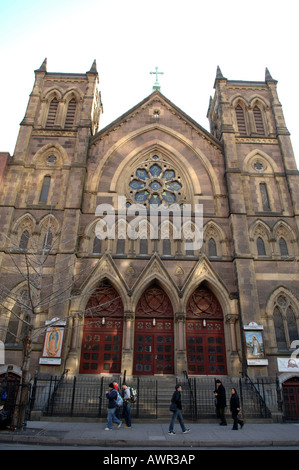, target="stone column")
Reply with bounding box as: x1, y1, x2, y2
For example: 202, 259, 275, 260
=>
65, 311, 82, 374
175, 313, 187, 375
122, 311, 134, 376
225, 314, 238, 352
